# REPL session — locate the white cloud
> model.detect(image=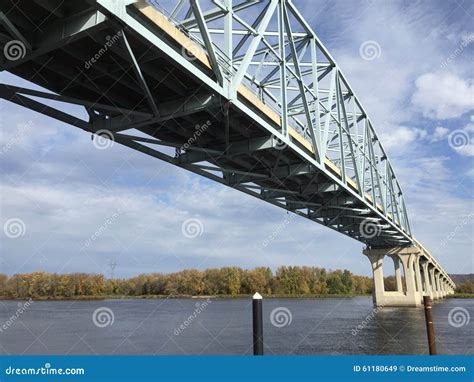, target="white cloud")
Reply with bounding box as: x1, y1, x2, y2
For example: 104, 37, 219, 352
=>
379, 126, 427, 151
432, 126, 449, 141
393, 156, 472, 274
466, 168, 474, 178
411, 72, 474, 119
455, 145, 474, 156
0, 177, 361, 277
